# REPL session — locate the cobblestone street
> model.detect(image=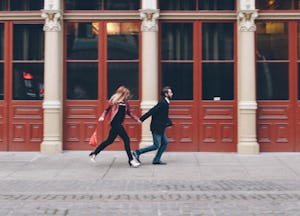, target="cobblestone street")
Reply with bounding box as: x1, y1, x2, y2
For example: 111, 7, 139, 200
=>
1, 151, 300, 215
